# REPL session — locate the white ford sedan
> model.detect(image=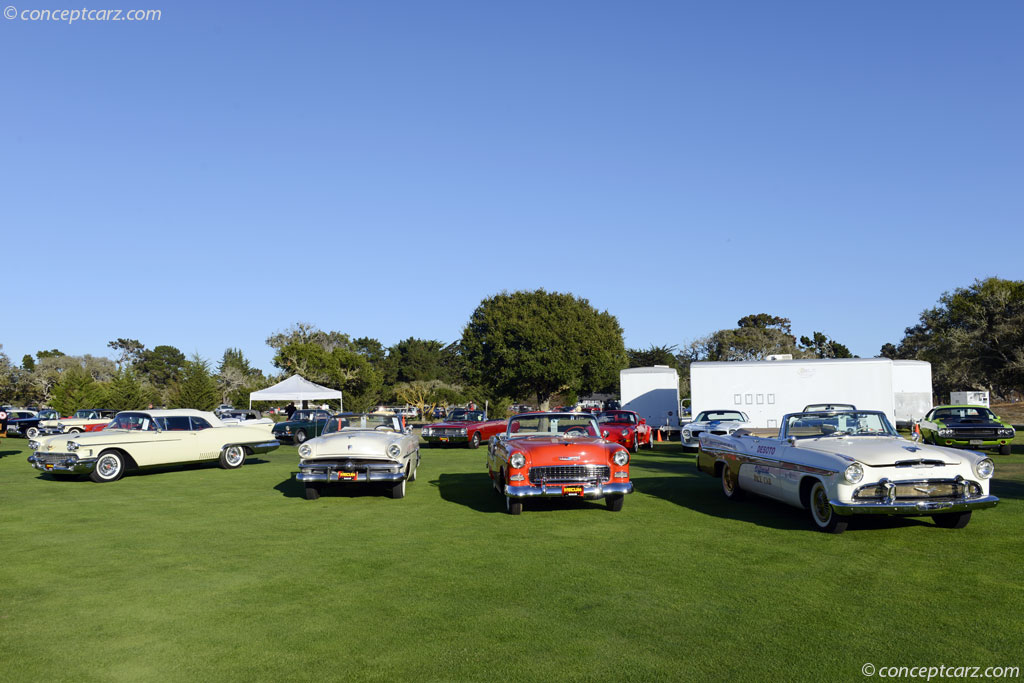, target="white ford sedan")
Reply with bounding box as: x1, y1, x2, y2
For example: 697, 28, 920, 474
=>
27, 409, 280, 482
697, 410, 998, 533
295, 413, 420, 500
